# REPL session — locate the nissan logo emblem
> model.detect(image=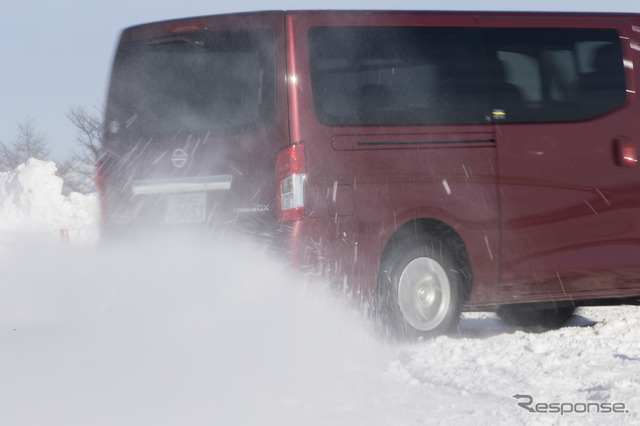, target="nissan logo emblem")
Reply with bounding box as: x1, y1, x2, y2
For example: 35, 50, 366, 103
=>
171, 149, 188, 168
